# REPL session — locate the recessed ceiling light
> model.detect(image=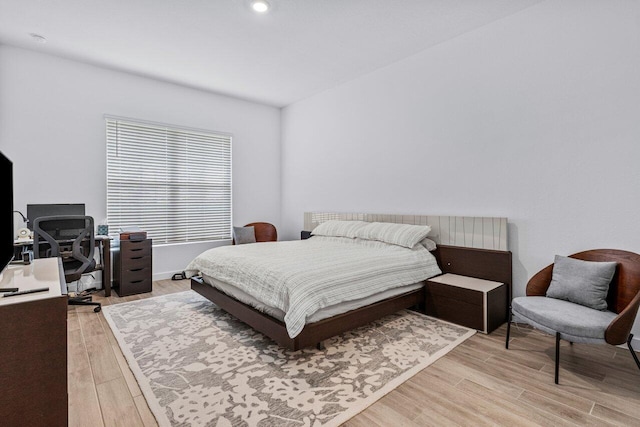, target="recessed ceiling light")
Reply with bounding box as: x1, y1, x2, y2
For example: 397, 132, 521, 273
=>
251, 0, 270, 13
29, 33, 47, 43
